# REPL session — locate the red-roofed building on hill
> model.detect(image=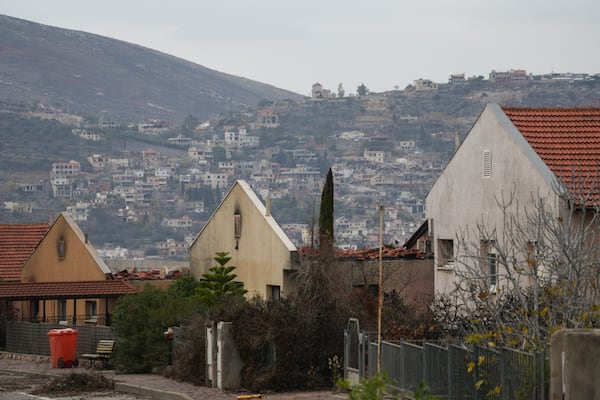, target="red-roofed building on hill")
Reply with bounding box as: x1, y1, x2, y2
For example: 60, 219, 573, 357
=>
425, 103, 600, 294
